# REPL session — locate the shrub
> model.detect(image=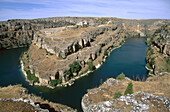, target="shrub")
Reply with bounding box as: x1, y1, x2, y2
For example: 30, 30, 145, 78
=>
116, 73, 125, 80
64, 70, 71, 76
50, 79, 62, 87
114, 92, 122, 99
104, 50, 108, 56
124, 82, 133, 95
146, 63, 152, 69
69, 61, 81, 73
87, 60, 95, 71
26, 70, 39, 83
